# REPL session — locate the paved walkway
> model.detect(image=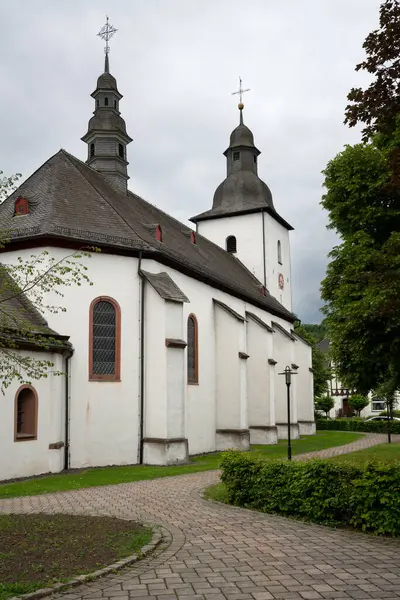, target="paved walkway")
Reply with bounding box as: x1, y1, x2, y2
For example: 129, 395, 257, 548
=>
2, 435, 400, 600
